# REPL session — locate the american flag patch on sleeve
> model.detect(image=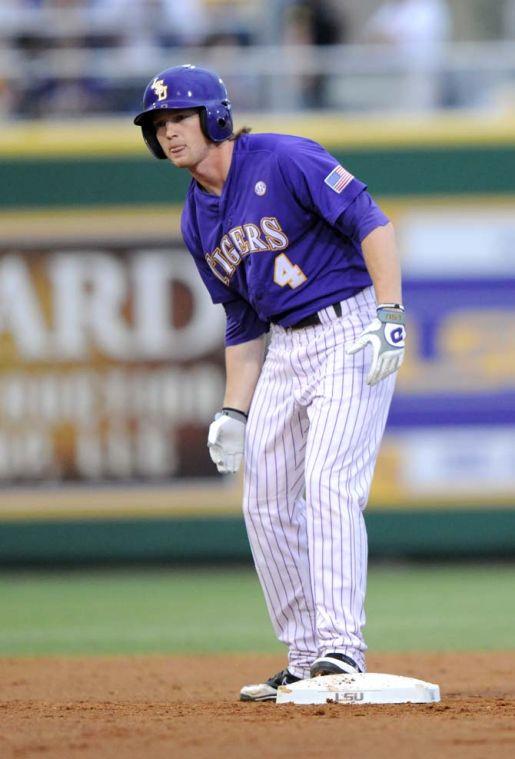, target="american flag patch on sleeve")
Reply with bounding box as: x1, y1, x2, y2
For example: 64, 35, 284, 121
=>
324, 165, 354, 193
